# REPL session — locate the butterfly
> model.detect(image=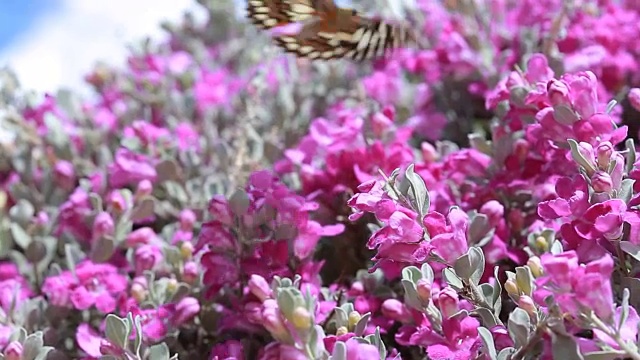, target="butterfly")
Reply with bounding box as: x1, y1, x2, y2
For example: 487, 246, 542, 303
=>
246, 0, 417, 61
